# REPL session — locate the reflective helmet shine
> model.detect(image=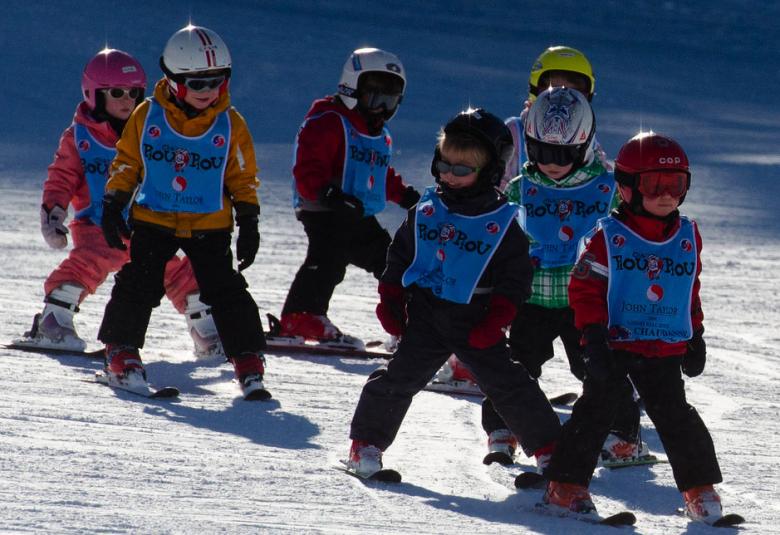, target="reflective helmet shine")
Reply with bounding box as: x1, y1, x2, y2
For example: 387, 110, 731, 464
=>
528, 45, 595, 101
524, 87, 595, 169
432, 107, 513, 195
81, 48, 146, 110
160, 25, 232, 97
615, 131, 691, 205
337, 48, 406, 118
